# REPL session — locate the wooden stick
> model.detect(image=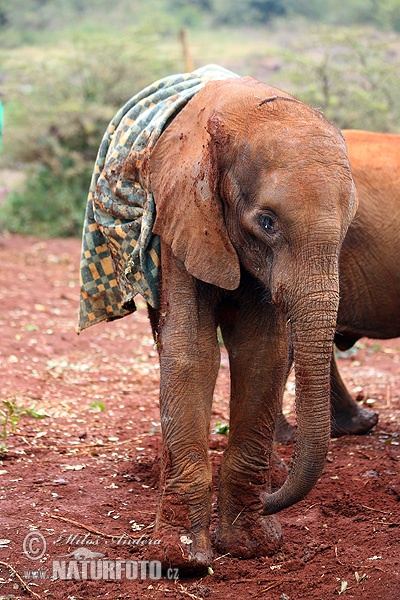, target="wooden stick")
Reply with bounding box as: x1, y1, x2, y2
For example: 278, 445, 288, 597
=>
362, 504, 392, 515
179, 28, 194, 72
250, 581, 282, 598
50, 514, 115, 538
0, 560, 42, 599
